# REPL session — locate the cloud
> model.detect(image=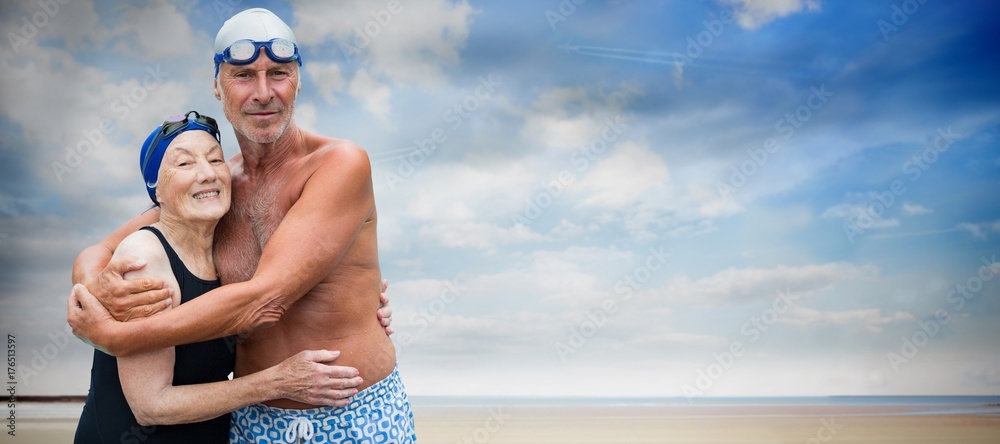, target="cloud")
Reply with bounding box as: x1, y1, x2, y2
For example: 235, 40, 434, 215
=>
294, 102, 317, 132
389, 247, 640, 357
1, 0, 108, 54
348, 69, 392, 119
613, 180, 743, 241
630, 332, 729, 347
963, 363, 1000, 387
719, 0, 821, 31
656, 262, 879, 307
419, 221, 546, 249
518, 85, 637, 152
418, 218, 594, 250
958, 220, 1000, 240
396, 312, 567, 359
112, 0, 203, 60
515, 84, 749, 242
821, 200, 900, 230
780, 307, 913, 333
902, 203, 934, 216
576, 141, 670, 210
394, 159, 533, 222
672, 60, 685, 89
384, 244, 734, 368
291, 0, 476, 86
374, 156, 538, 252
0, 34, 194, 193
306, 62, 346, 105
